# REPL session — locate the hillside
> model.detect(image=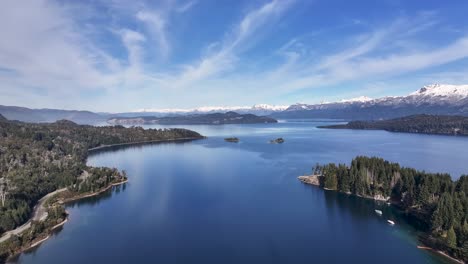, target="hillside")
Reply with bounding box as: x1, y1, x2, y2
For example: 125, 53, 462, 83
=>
320, 114, 468, 136
0, 117, 203, 239
307, 156, 468, 261
107, 111, 278, 125
0, 105, 106, 124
